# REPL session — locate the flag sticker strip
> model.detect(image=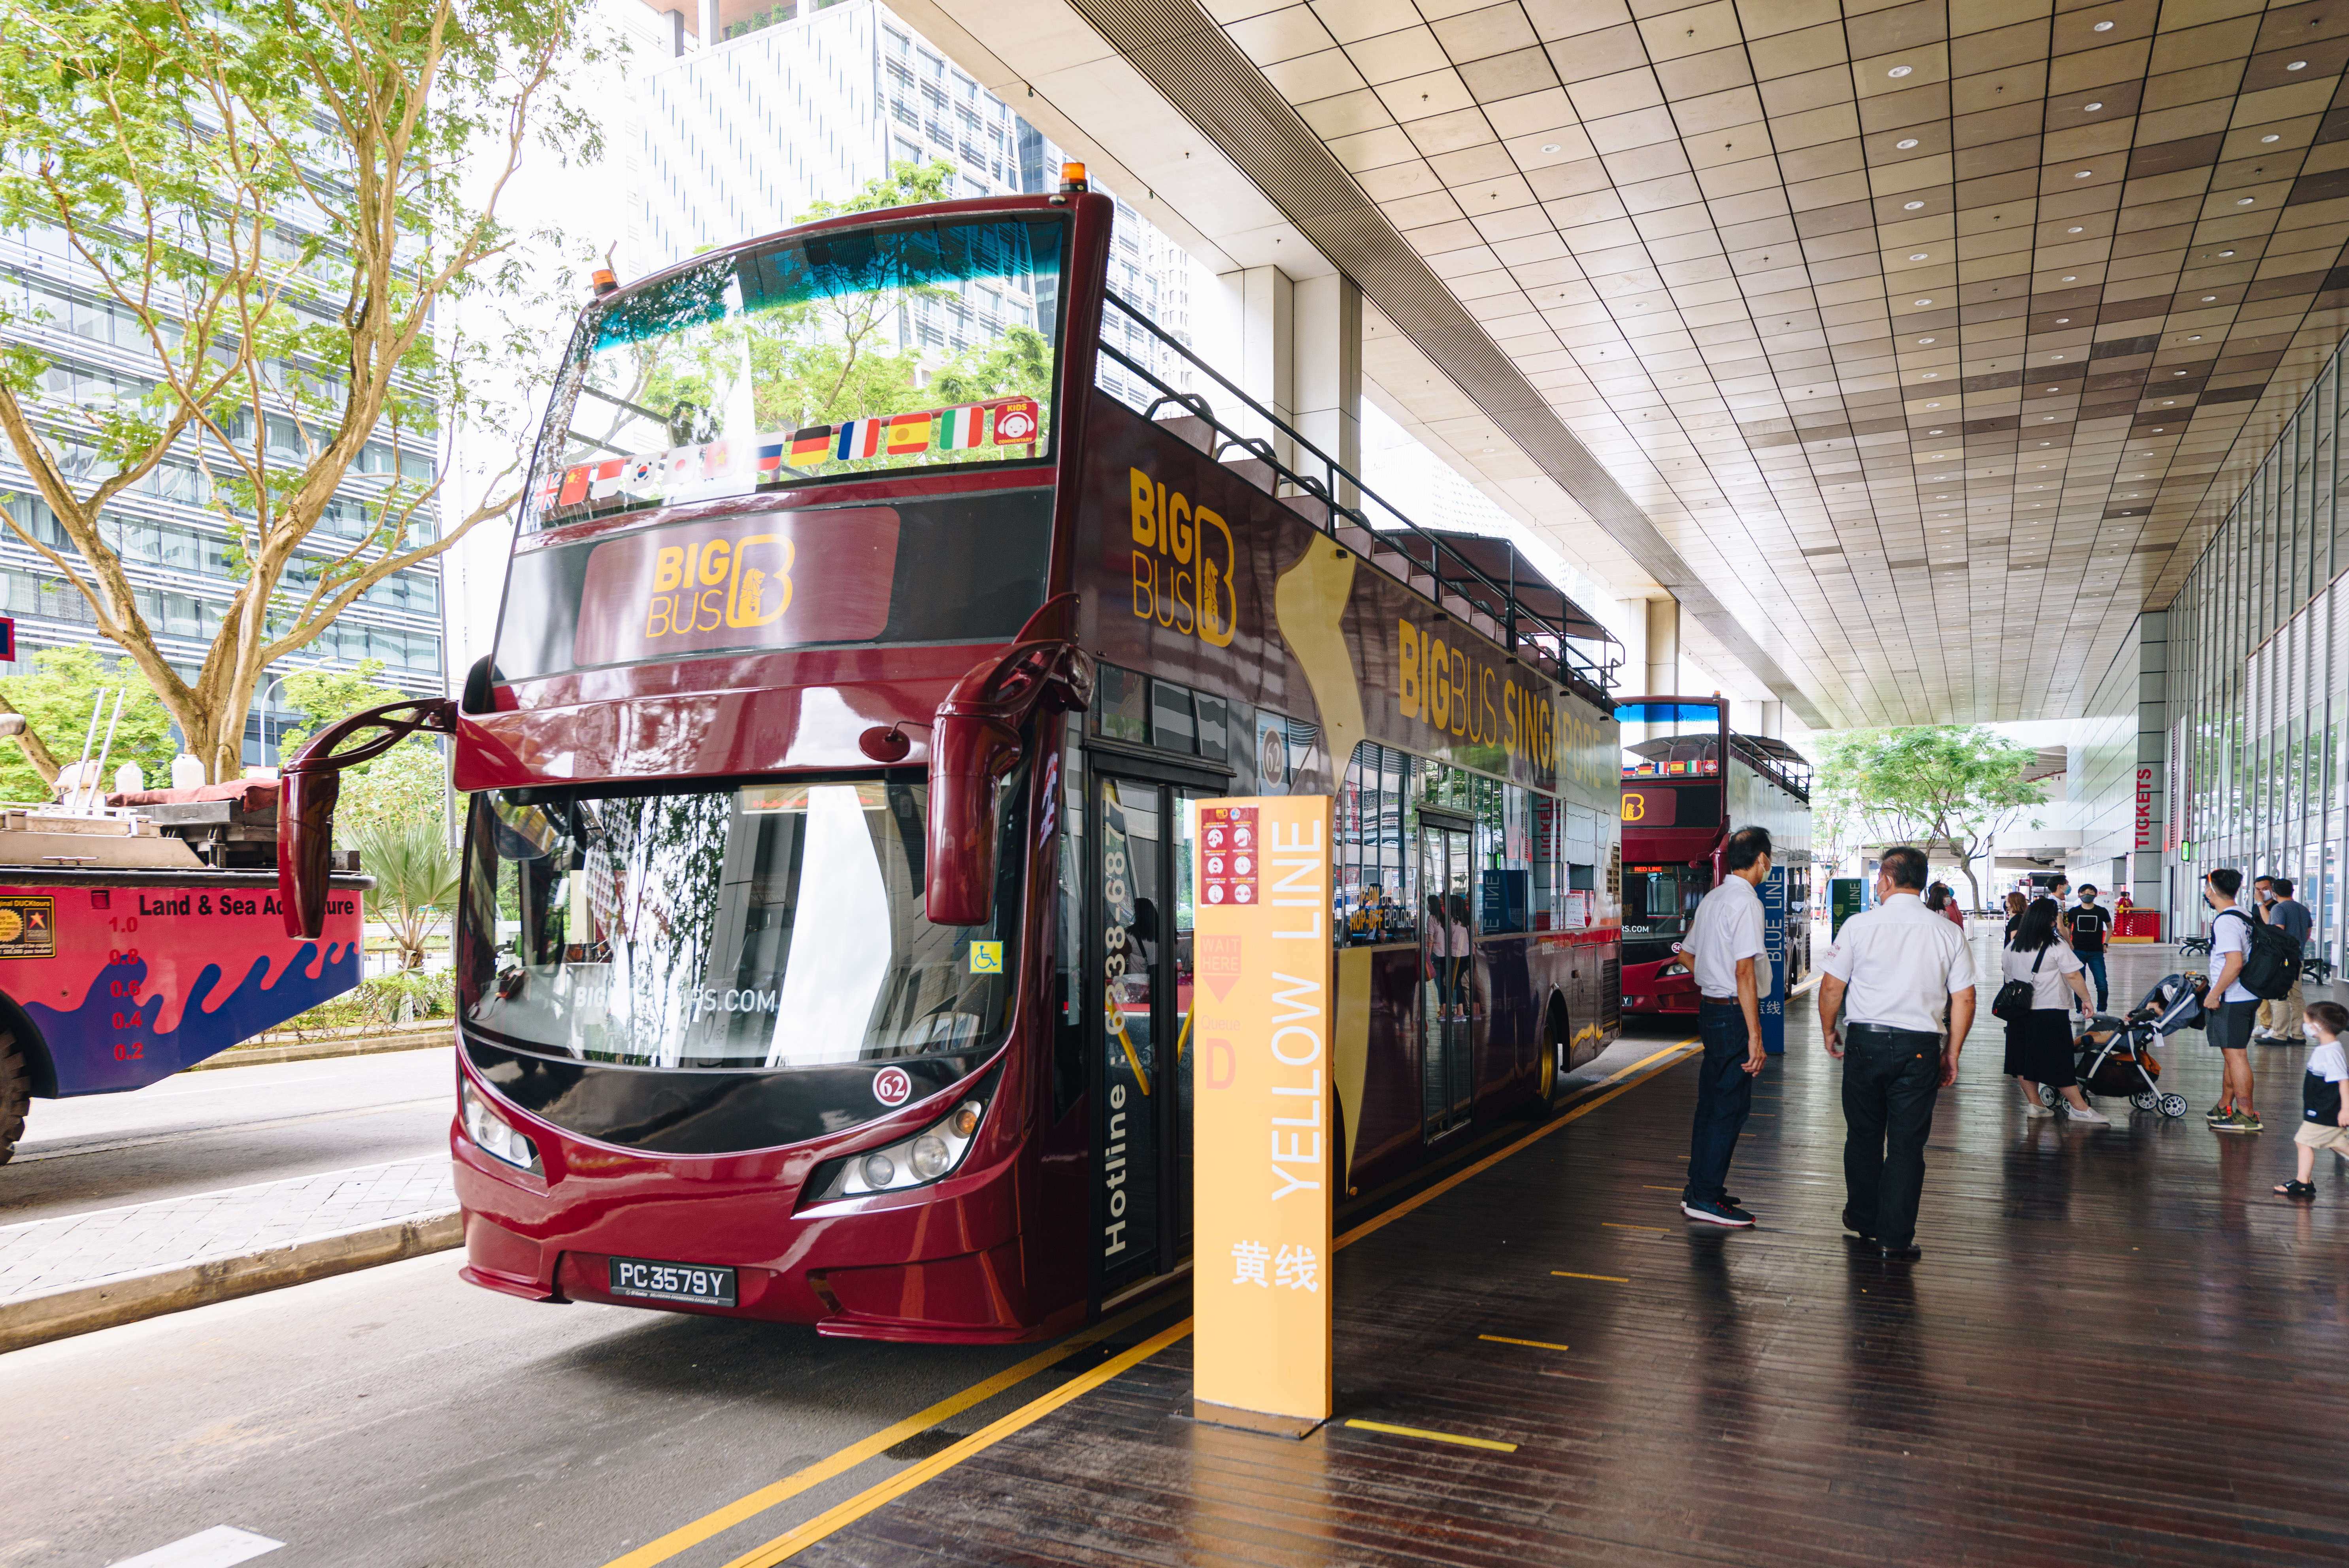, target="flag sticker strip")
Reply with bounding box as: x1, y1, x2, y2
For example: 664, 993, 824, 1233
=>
887, 411, 931, 453
835, 419, 883, 461
935, 404, 986, 449
789, 426, 830, 467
